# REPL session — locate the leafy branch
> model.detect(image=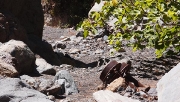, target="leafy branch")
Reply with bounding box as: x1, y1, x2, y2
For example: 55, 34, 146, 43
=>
77, 0, 180, 58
